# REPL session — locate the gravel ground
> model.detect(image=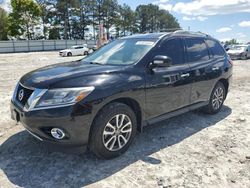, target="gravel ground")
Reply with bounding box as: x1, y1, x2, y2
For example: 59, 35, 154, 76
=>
0, 52, 249, 188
